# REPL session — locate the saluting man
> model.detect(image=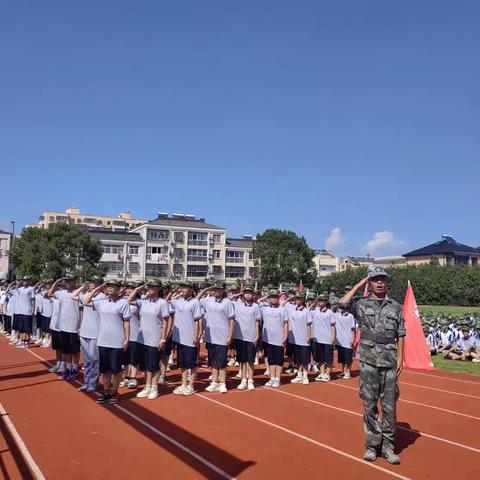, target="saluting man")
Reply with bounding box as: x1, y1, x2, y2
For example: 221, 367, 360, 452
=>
340, 266, 405, 465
